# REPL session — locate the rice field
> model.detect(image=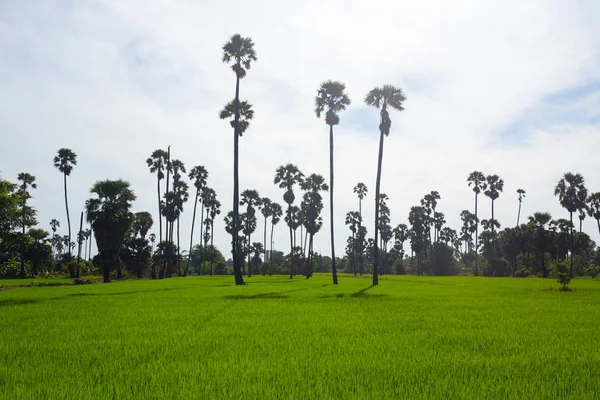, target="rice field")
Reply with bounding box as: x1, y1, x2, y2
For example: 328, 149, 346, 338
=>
1, 274, 599, 399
